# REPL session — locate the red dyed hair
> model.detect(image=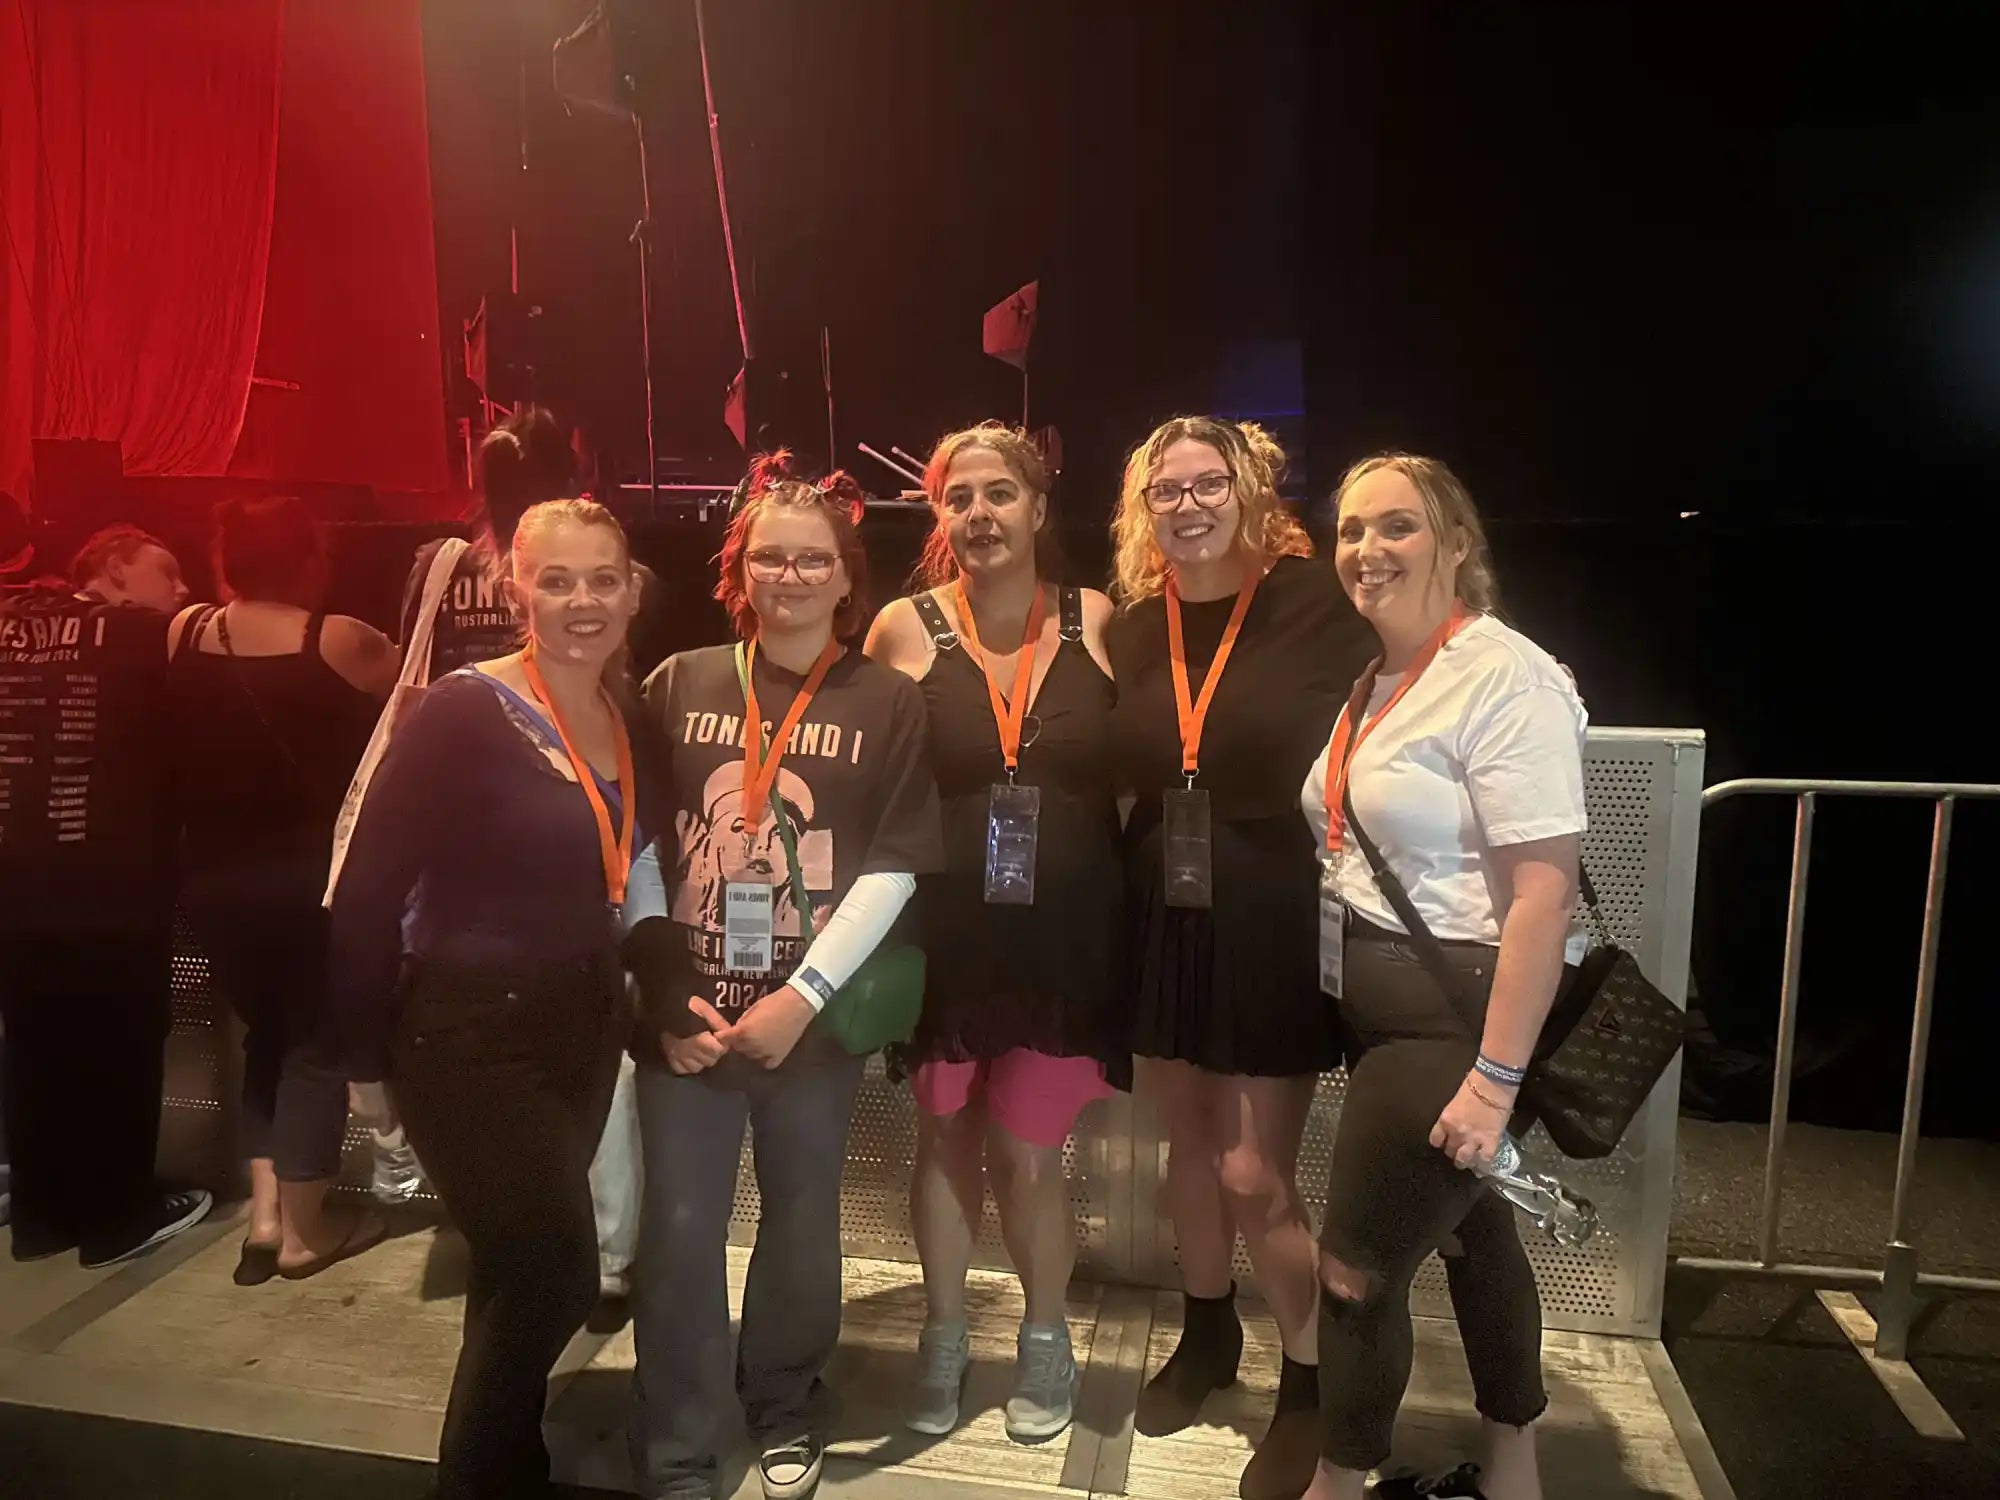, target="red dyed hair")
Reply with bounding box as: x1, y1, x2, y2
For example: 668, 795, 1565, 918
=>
714, 452, 871, 641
